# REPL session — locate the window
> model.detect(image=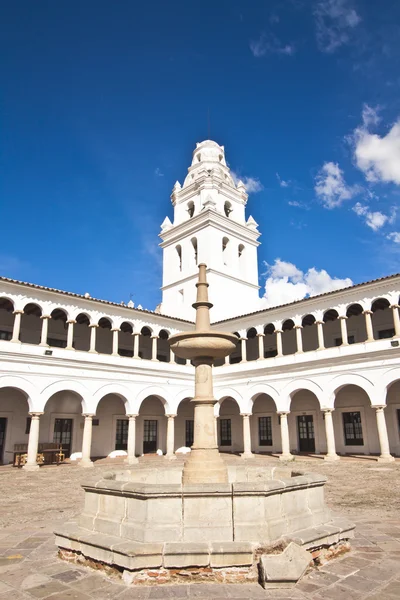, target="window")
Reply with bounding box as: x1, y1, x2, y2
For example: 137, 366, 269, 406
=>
48, 338, 67, 348
397, 409, 400, 437
0, 330, 11, 341
157, 354, 168, 362
378, 328, 395, 339
258, 416, 272, 446
93, 419, 99, 426
176, 245, 182, 271
185, 420, 194, 447
264, 349, 278, 358
115, 419, 128, 451
219, 419, 231, 446
191, 237, 198, 265
342, 412, 364, 446
335, 335, 355, 346
25, 417, 31, 435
